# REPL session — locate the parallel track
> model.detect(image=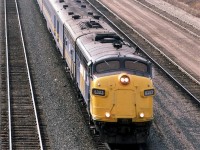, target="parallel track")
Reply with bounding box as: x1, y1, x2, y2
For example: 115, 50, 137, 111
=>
86, 0, 200, 104
1, 0, 49, 149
